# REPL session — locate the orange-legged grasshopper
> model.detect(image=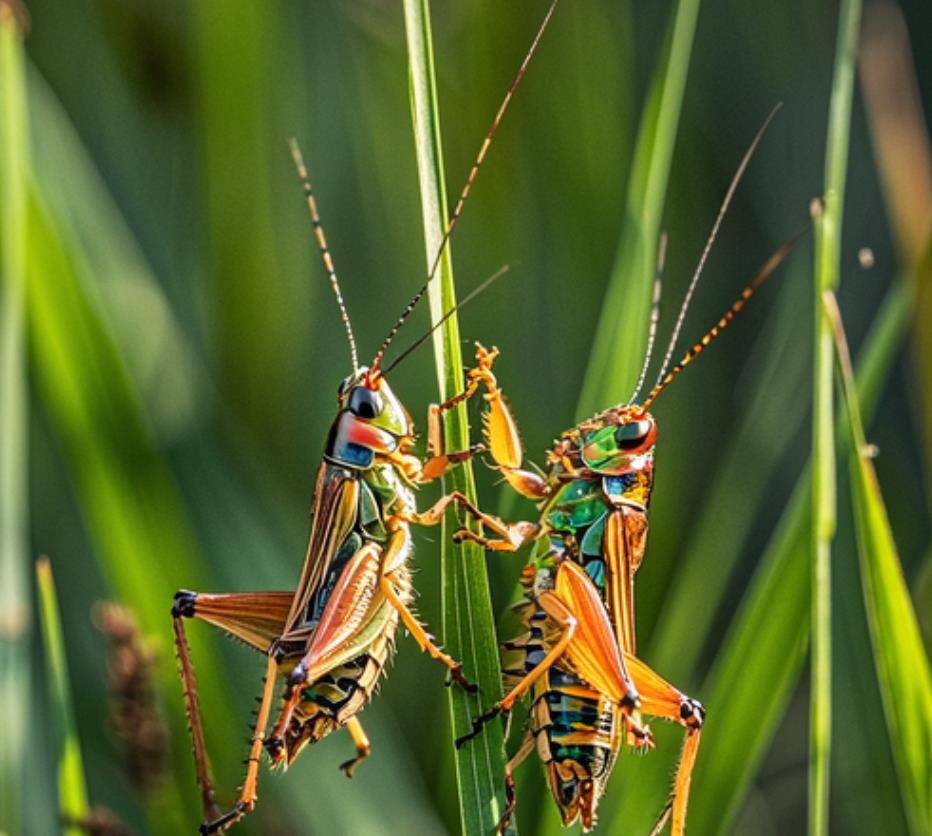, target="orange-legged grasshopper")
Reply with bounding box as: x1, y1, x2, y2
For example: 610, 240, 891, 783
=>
169, 4, 561, 831
453, 110, 799, 834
